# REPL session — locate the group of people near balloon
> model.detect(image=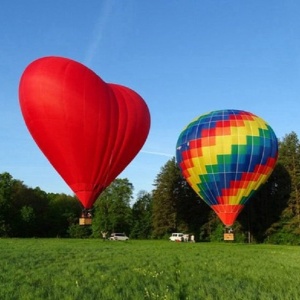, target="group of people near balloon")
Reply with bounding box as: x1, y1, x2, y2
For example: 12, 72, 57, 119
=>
19, 56, 278, 238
